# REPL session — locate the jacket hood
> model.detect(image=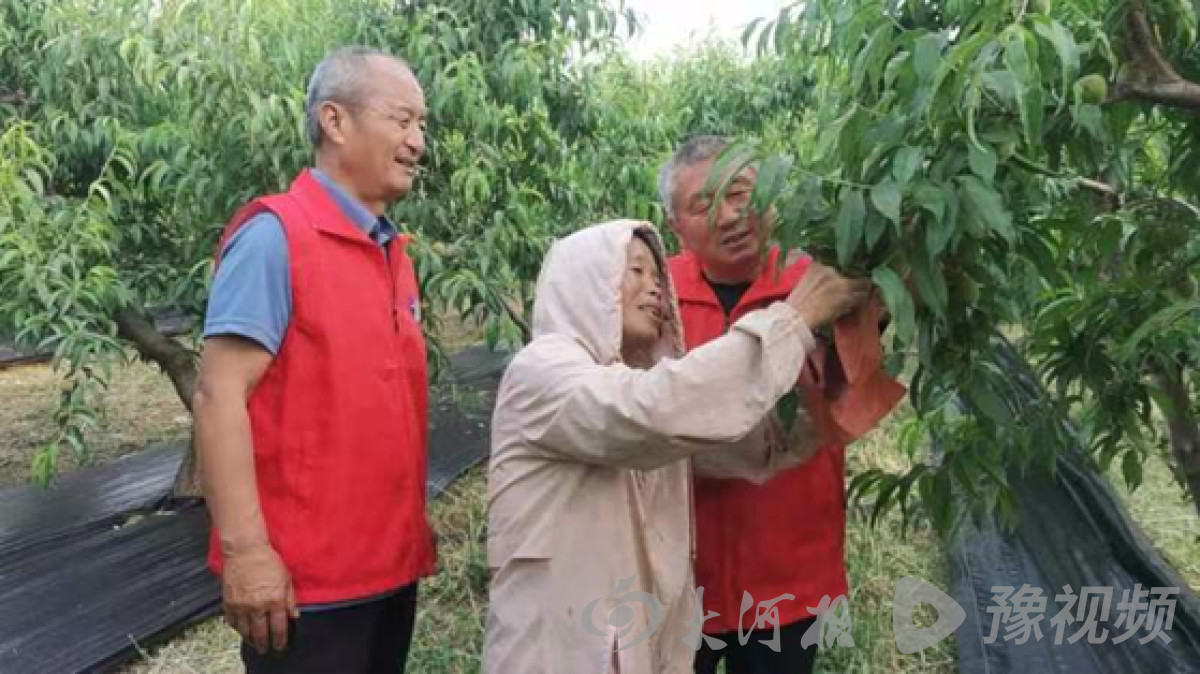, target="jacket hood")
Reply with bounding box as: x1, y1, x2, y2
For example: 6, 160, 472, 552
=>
532, 219, 684, 365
